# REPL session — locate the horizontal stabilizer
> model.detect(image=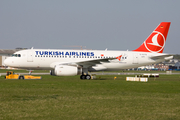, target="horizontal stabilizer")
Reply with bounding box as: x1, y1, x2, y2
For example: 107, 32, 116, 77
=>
150, 54, 173, 60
